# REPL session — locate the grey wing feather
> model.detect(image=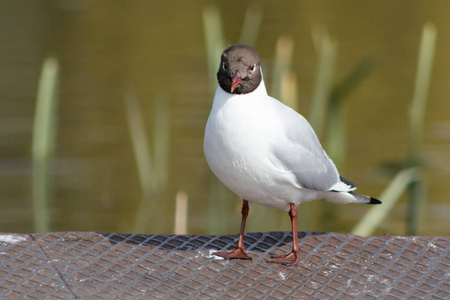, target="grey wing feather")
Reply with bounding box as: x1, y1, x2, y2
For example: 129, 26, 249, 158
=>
272, 103, 340, 191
